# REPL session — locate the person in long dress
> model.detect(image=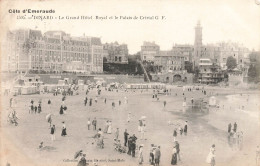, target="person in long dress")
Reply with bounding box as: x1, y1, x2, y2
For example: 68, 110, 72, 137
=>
77, 154, 87, 166
173, 129, 177, 142
50, 125, 55, 141
171, 144, 177, 165
84, 97, 88, 106
59, 105, 64, 115
233, 122, 237, 132
141, 125, 145, 140
206, 144, 216, 166
48, 115, 52, 128
115, 128, 119, 140
175, 141, 181, 161
92, 118, 97, 130
107, 121, 112, 134
30, 104, 34, 114
103, 121, 109, 133
184, 121, 188, 135
124, 129, 129, 147
38, 104, 41, 113
61, 122, 67, 136
112, 102, 115, 110
87, 118, 91, 130
228, 123, 232, 133
138, 144, 144, 165
138, 120, 143, 132
124, 96, 128, 104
